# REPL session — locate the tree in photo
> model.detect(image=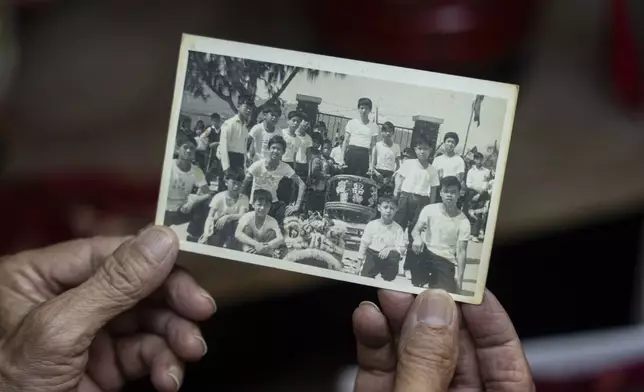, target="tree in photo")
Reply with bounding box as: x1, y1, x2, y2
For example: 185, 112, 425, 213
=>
184, 51, 344, 125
